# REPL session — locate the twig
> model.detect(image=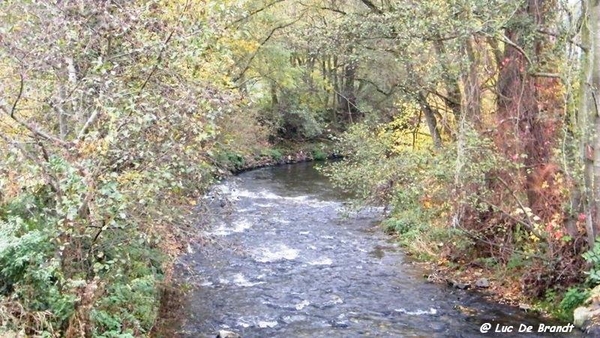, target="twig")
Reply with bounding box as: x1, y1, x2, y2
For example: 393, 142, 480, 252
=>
486, 33, 533, 65
359, 0, 383, 14
77, 110, 101, 141
137, 30, 175, 98
1, 104, 68, 146
10, 73, 24, 118
453, 222, 552, 262
492, 177, 546, 240
228, 0, 287, 26
233, 15, 305, 82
